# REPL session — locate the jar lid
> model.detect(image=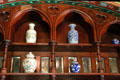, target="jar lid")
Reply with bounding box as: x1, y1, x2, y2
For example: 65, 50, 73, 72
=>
72, 61, 78, 64
26, 52, 35, 58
